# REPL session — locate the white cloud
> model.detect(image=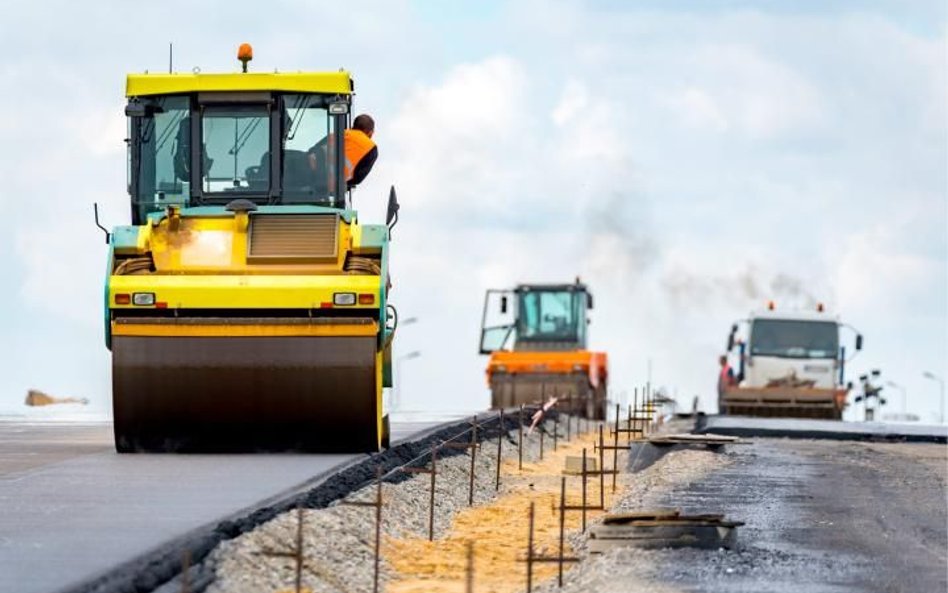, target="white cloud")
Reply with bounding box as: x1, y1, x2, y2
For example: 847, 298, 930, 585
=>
664, 43, 825, 139
0, 1, 944, 422
384, 56, 527, 211
668, 87, 730, 132
551, 80, 589, 127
